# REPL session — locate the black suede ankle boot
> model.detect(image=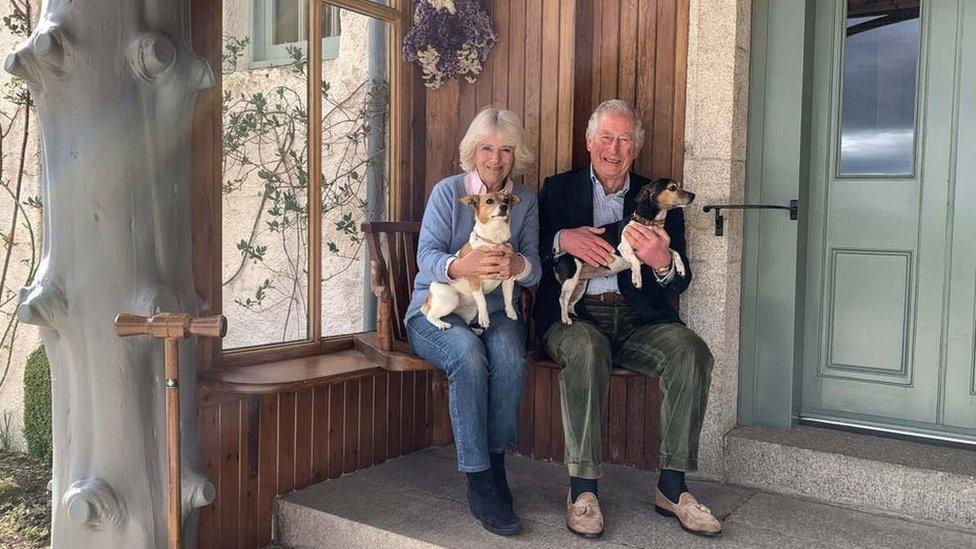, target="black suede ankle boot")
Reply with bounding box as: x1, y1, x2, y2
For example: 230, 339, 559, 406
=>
466, 470, 521, 536
489, 452, 513, 505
